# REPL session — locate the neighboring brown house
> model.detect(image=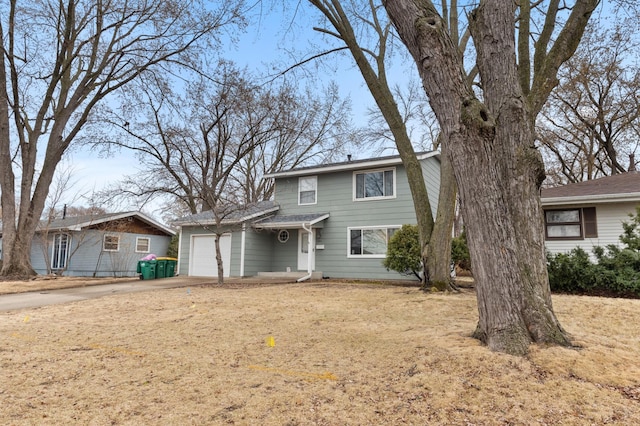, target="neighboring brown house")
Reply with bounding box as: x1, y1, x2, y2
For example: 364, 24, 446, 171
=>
541, 171, 640, 256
